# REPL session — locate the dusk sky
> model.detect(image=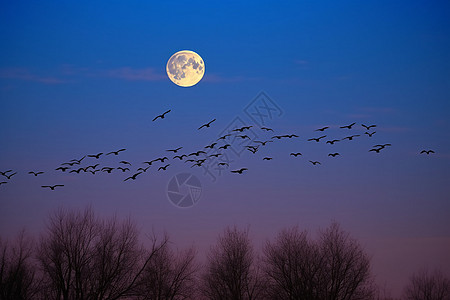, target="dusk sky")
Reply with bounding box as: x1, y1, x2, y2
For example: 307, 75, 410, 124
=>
1, 1, 449, 297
